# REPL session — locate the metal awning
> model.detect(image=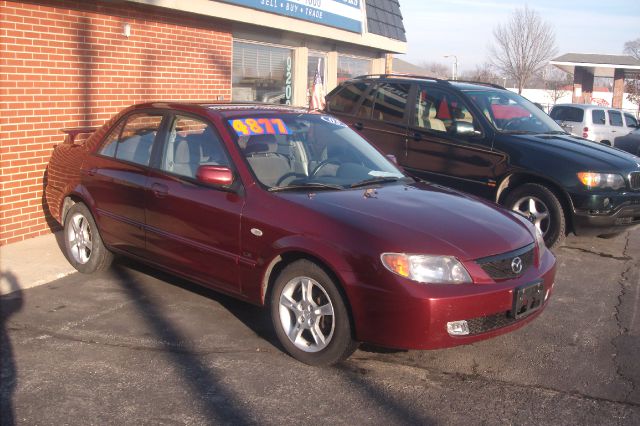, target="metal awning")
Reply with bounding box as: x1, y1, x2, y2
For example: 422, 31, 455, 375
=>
550, 53, 640, 78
